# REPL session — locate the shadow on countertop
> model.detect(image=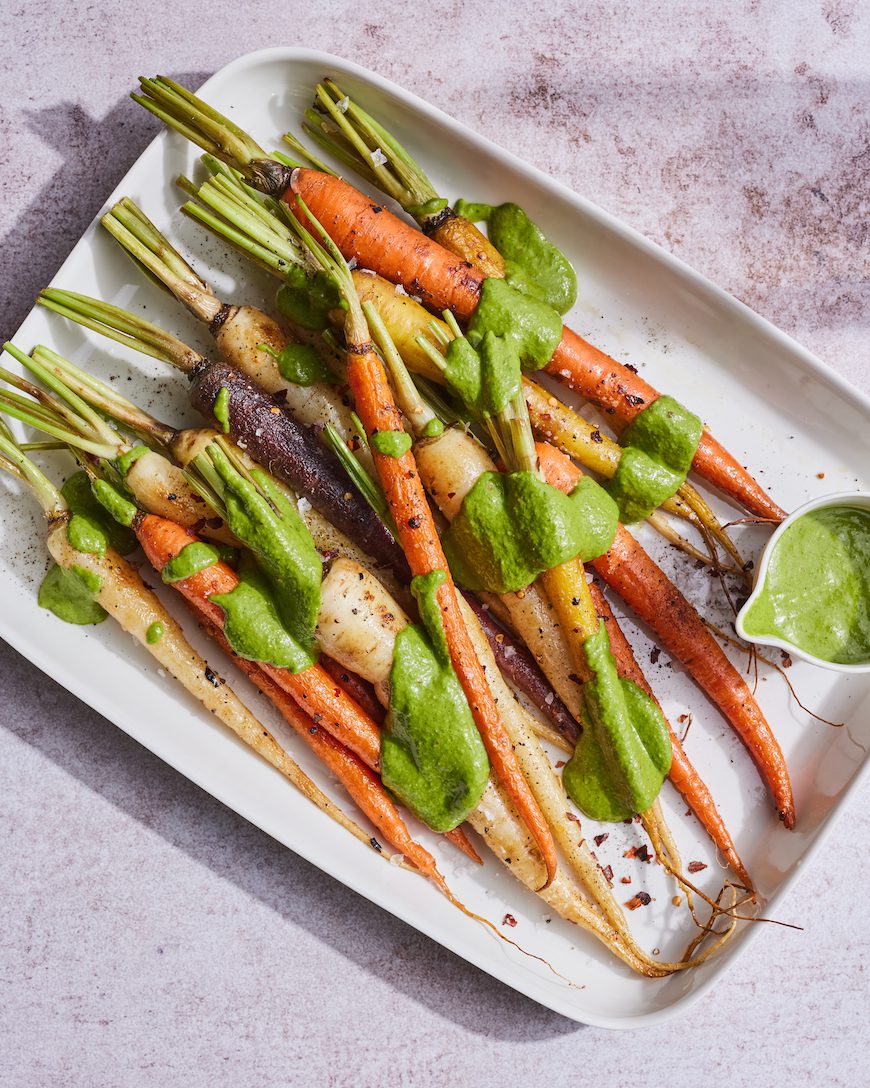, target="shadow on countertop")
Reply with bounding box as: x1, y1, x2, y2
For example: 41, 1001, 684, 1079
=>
0, 72, 211, 338
0, 636, 582, 1043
